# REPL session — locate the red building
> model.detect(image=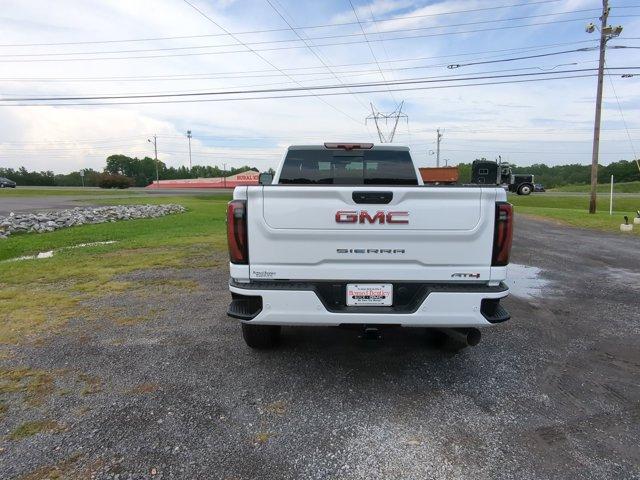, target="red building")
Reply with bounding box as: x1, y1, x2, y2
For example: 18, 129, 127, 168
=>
145, 171, 260, 189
